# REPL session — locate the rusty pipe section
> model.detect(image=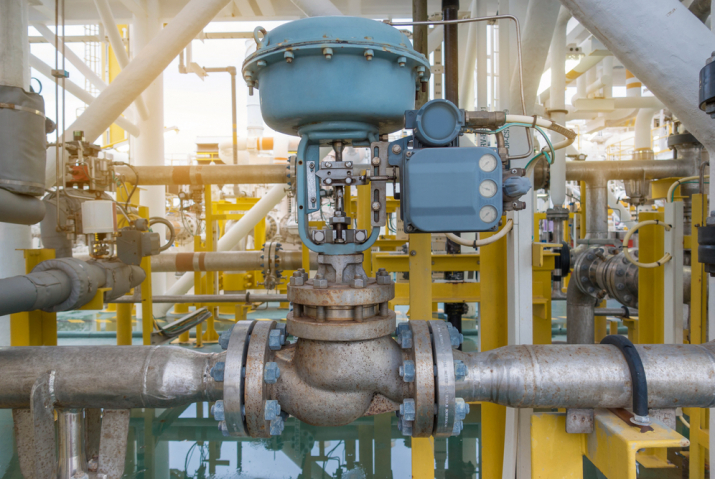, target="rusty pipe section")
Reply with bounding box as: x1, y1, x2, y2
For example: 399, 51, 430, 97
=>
115, 163, 289, 186
565, 158, 698, 183
150, 250, 316, 272
0, 346, 223, 409
456, 342, 715, 409
271, 337, 408, 427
